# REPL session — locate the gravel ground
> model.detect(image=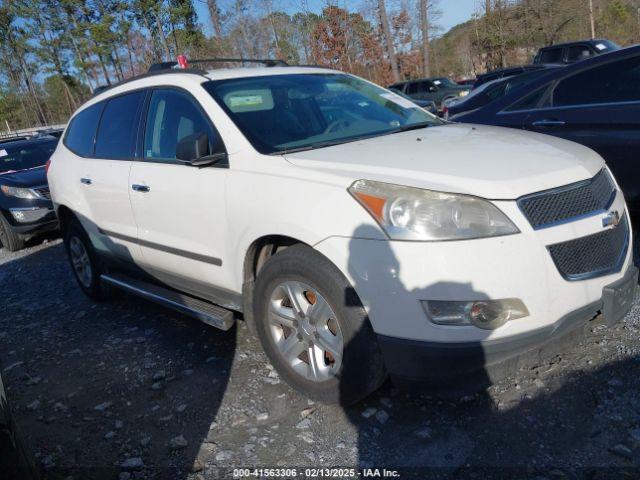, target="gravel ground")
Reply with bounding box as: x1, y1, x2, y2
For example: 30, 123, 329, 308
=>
2, 237, 640, 479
